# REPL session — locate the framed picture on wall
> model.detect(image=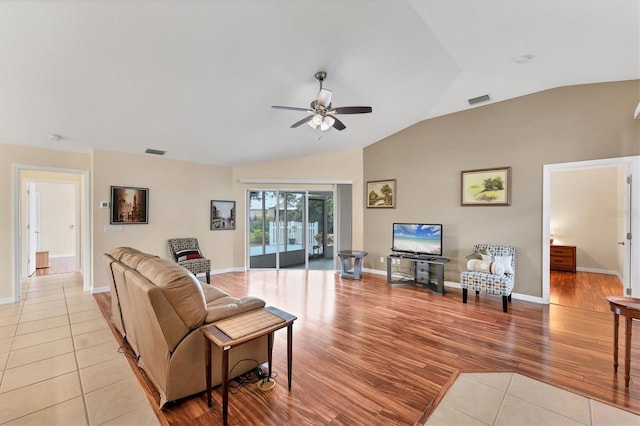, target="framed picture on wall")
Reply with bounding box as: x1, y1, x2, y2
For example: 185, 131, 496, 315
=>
211, 200, 236, 230
366, 179, 396, 208
110, 186, 149, 224
461, 167, 511, 206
